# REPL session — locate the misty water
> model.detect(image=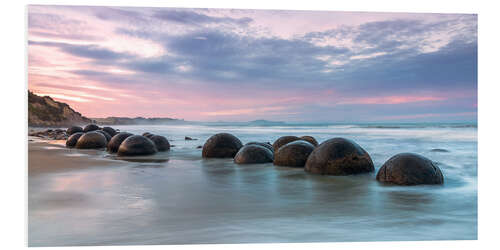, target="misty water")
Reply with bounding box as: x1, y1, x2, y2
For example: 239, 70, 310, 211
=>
28, 123, 477, 246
